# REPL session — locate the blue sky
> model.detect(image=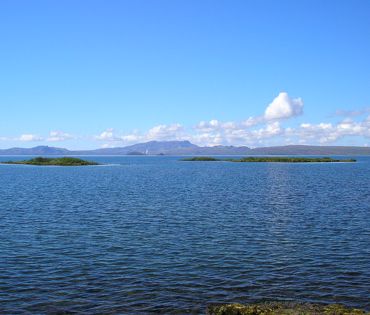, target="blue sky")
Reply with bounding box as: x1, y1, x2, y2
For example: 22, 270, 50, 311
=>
0, 0, 370, 149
